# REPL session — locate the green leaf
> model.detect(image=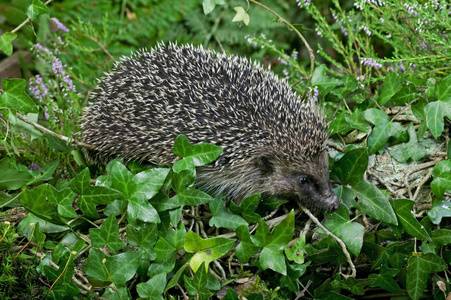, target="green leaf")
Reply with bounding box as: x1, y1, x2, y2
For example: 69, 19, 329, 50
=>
252, 211, 295, 275
329, 111, 353, 135
428, 200, 451, 224
0, 169, 32, 190
435, 75, 451, 102
72, 168, 121, 218
232, 7, 250, 25
235, 225, 260, 263
364, 108, 406, 153
311, 65, 343, 97
406, 253, 447, 300
391, 199, 431, 241
184, 263, 214, 300
389, 123, 427, 162
84, 249, 141, 287
280, 262, 310, 293
89, 214, 125, 254
431, 229, 451, 246
322, 206, 365, 255
21, 184, 76, 224
202, 0, 225, 14
0, 78, 38, 113
430, 160, 451, 197
27, 160, 60, 185
369, 266, 403, 294
346, 181, 398, 225
377, 72, 402, 106
26, 0, 50, 21
0, 32, 16, 56
172, 134, 222, 172
424, 101, 451, 138
128, 196, 160, 223
184, 231, 234, 272
285, 236, 306, 264
229, 193, 261, 223
209, 194, 247, 229
344, 108, 371, 132
173, 188, 213, 206
134, 168, 170, 199
332, 147, 368, 185
136, 273, 166, 300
